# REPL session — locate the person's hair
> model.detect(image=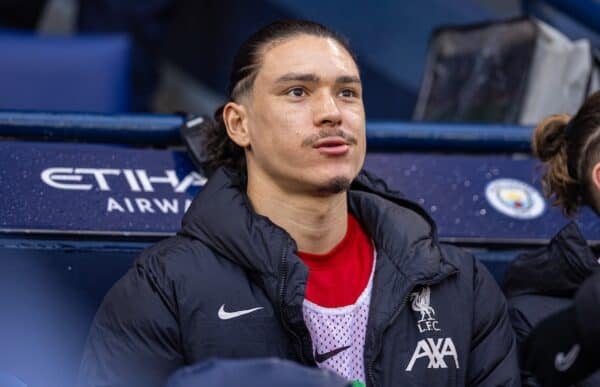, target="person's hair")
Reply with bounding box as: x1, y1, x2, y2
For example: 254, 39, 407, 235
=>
201, 19, 356, 175
532, 91, 600, 216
